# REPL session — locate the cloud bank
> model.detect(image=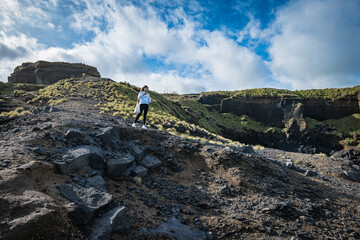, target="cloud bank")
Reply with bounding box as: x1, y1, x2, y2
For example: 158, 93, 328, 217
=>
0, 0, 359, 93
